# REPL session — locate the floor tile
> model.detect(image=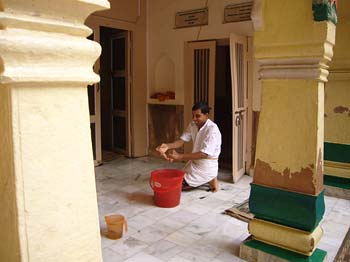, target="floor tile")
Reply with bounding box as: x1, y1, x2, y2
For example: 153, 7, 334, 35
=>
102, 247, 124, 262
96, 156, 350, 262
108, 237, 148, 259
124, 252, 163, 262
132, 225, 170, 244
165, 228, 202, 247
143, 239, 183, 261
